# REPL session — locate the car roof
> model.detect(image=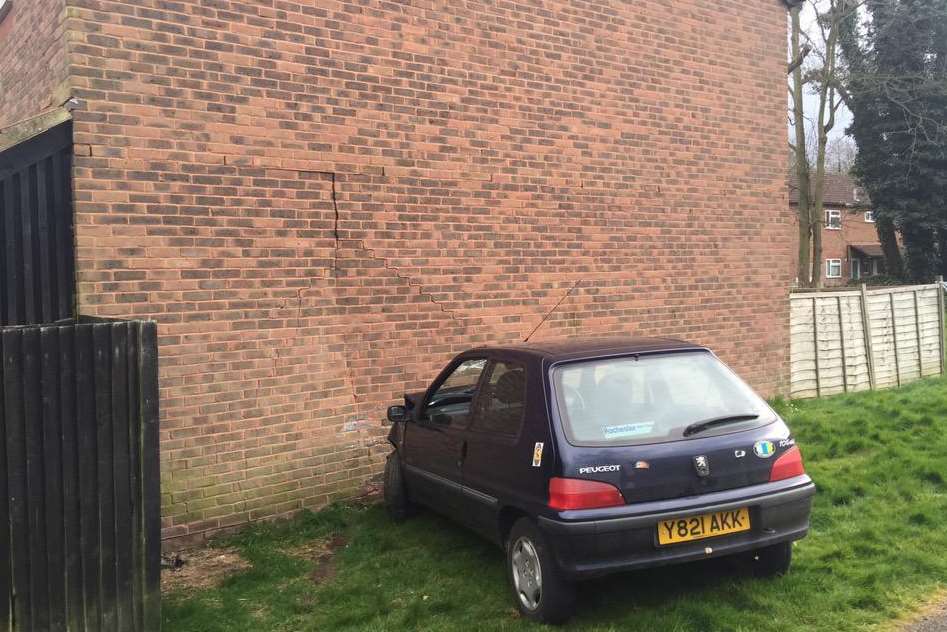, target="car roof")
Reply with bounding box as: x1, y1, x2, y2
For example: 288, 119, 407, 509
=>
469, 336, 709, 363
